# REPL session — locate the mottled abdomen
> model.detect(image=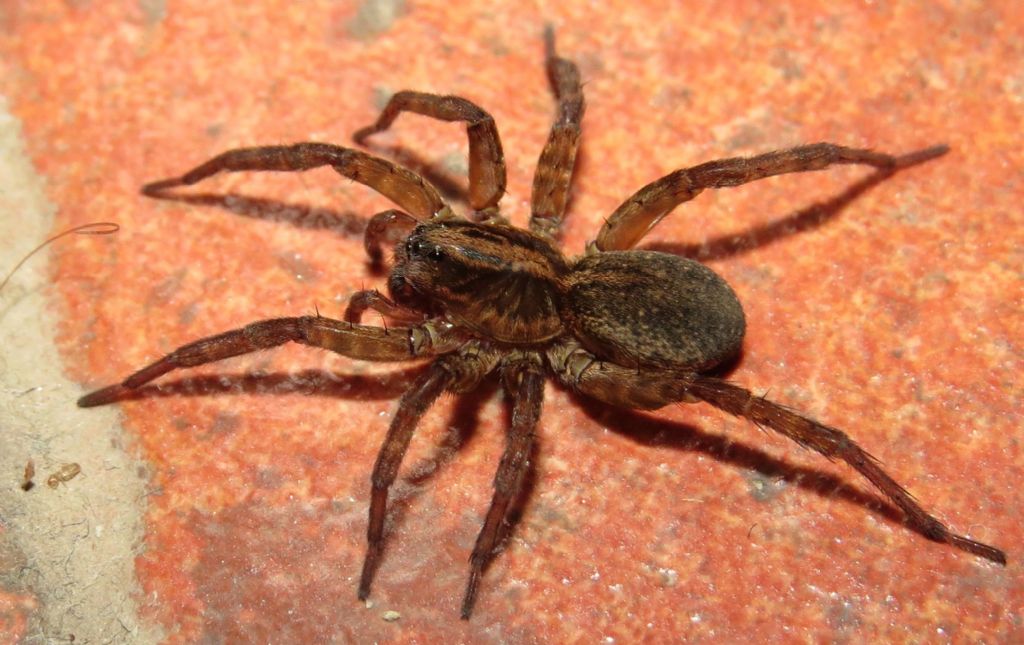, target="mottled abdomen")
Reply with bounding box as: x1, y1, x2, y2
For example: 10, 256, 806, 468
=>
565, 251, 745, 371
